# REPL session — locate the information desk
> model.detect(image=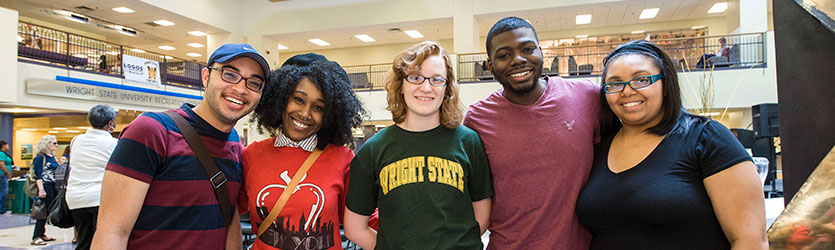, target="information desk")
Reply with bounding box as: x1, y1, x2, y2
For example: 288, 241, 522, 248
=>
7, 179, 32, 213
